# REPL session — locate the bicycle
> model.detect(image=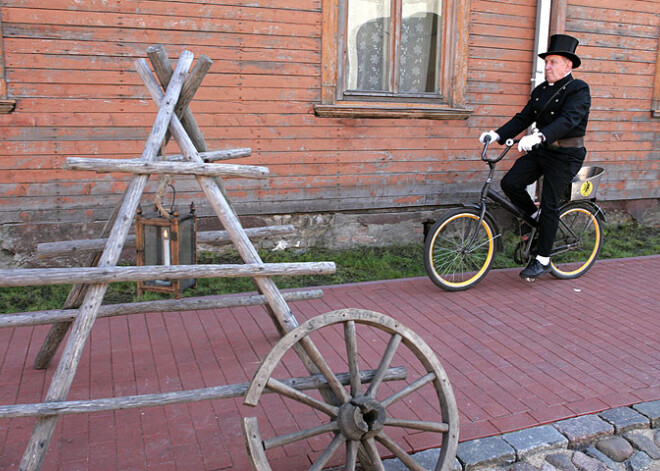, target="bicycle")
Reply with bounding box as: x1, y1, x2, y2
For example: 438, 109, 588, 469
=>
424, 136, 605, 291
